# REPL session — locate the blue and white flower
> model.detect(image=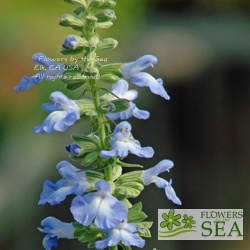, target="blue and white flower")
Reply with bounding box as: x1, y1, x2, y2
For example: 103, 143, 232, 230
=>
99, 121, 154, 159
131, 72, 170, 100
121, 55, 157, 79
66, 143, 81, 156
141, 160, 181, 205
38, 217, 75, 250
14, 53, 64, 93
62, 35, 78, 49
70, 180, 128, 230
95, 220, 145, 249
33, 91, 80, 134
106, 80, 150, 120
39, 161, 90, 205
